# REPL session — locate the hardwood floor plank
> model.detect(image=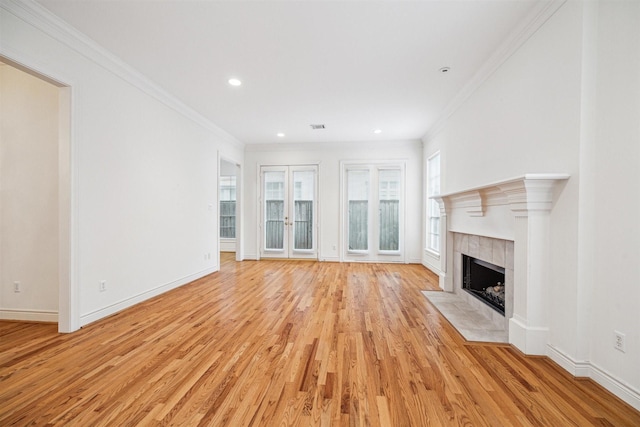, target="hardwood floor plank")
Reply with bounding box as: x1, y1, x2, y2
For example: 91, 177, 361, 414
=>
1, 254, 639, 426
